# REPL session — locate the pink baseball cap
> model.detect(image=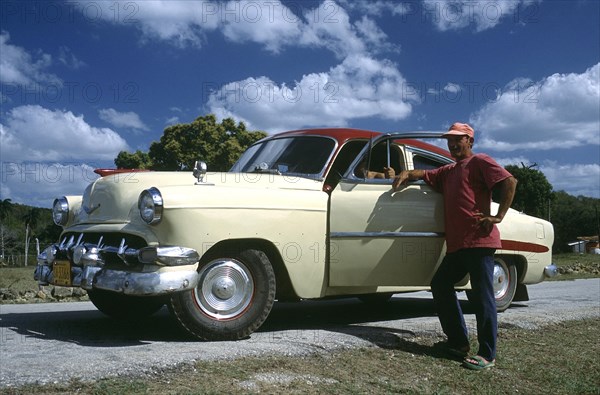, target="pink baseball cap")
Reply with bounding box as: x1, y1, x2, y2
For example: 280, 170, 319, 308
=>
442, 122, 475, 138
